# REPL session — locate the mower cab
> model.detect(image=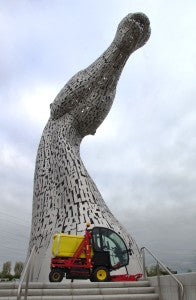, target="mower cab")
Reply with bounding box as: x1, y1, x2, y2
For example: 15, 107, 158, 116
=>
91, 227, 129, 270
